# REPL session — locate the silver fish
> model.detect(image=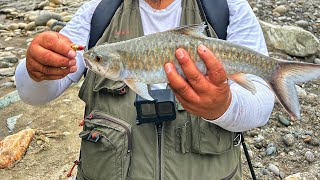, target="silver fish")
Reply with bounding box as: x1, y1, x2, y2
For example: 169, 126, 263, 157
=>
83, 24, 320, 119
